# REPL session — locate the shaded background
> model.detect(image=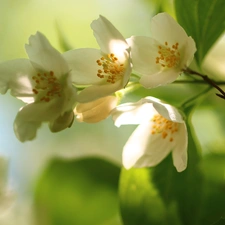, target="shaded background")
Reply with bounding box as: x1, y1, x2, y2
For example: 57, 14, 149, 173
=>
0, 0, 225, 224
